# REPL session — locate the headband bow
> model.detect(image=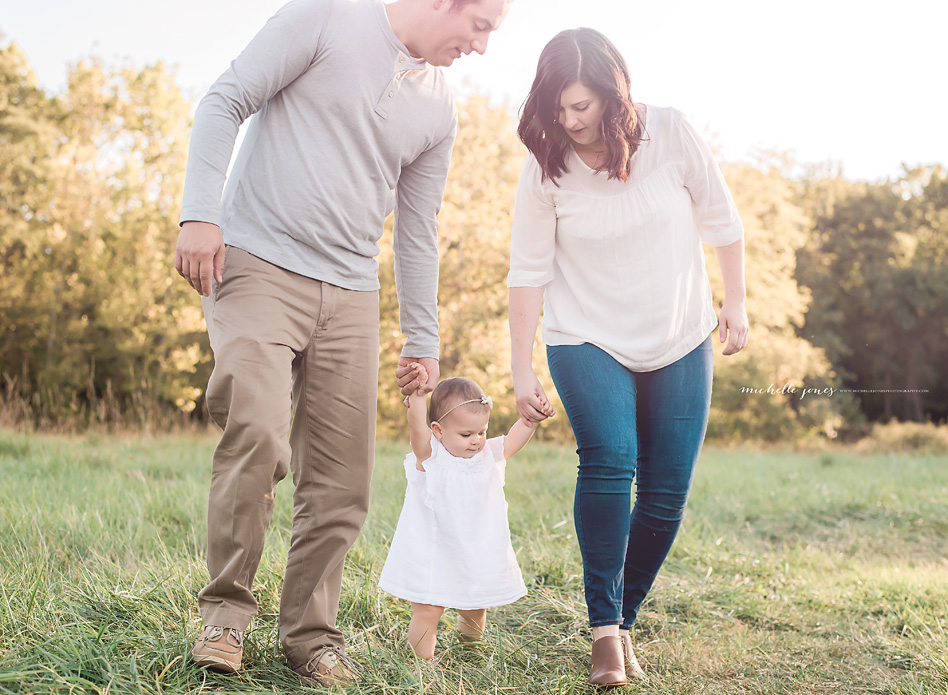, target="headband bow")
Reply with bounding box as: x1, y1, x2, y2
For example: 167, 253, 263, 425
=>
437, 395, 492, 420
